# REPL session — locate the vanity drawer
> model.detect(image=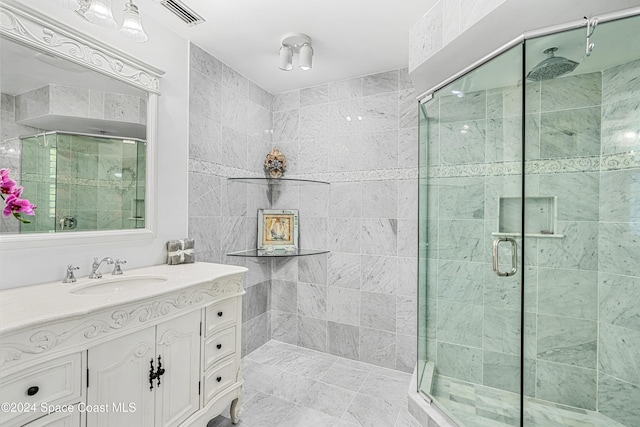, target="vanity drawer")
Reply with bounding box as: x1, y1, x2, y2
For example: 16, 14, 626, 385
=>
205, 298, 238, 335
204, 326, 236, 369
23, 405, 81, 427
203, 358, 237, 402
0, 353, 83, 426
